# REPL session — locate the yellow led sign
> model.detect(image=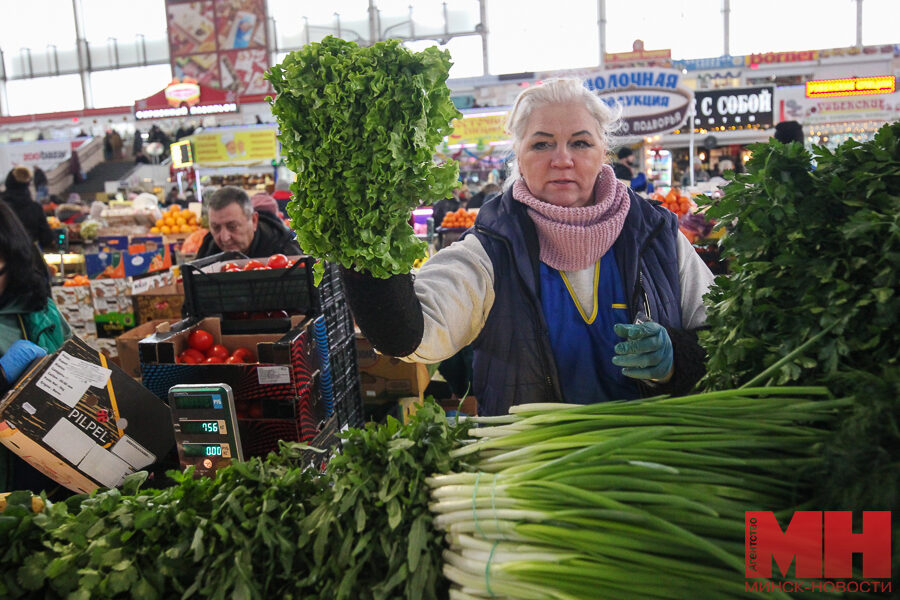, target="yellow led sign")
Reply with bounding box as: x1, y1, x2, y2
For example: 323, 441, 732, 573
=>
805, 76, 895, 98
